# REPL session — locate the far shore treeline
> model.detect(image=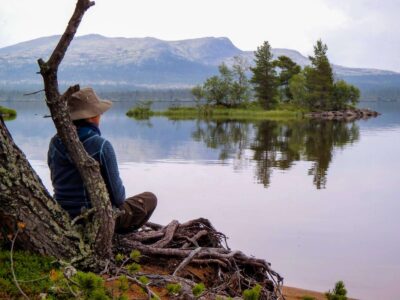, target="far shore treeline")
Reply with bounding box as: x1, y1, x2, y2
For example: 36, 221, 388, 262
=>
191, 40, 360, 112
